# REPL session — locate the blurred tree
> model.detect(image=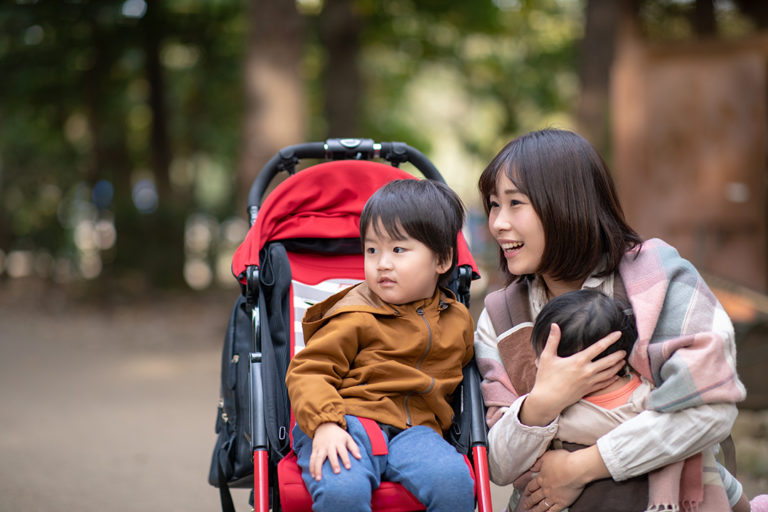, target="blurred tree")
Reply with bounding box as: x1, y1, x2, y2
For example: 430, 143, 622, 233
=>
238, 0, 306, 206
319, 0, 362, 137
17, 0, 761, 290
693, 0, 716, 35
309, 0, 581, 162
142, 0, 171, 200
733, 0, 768, 28
576, 0, 628, 153
0, 0, 246, 289
0, 0, 587, 290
